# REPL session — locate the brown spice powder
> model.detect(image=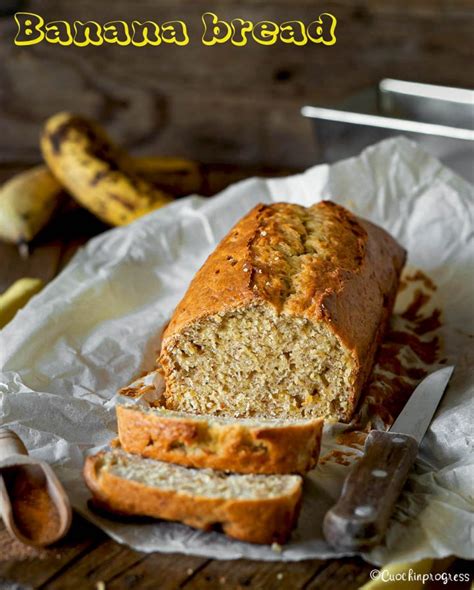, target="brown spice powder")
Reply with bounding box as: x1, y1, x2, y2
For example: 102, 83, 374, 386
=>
3, 465, 60, 546
0, 528, 50, 561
